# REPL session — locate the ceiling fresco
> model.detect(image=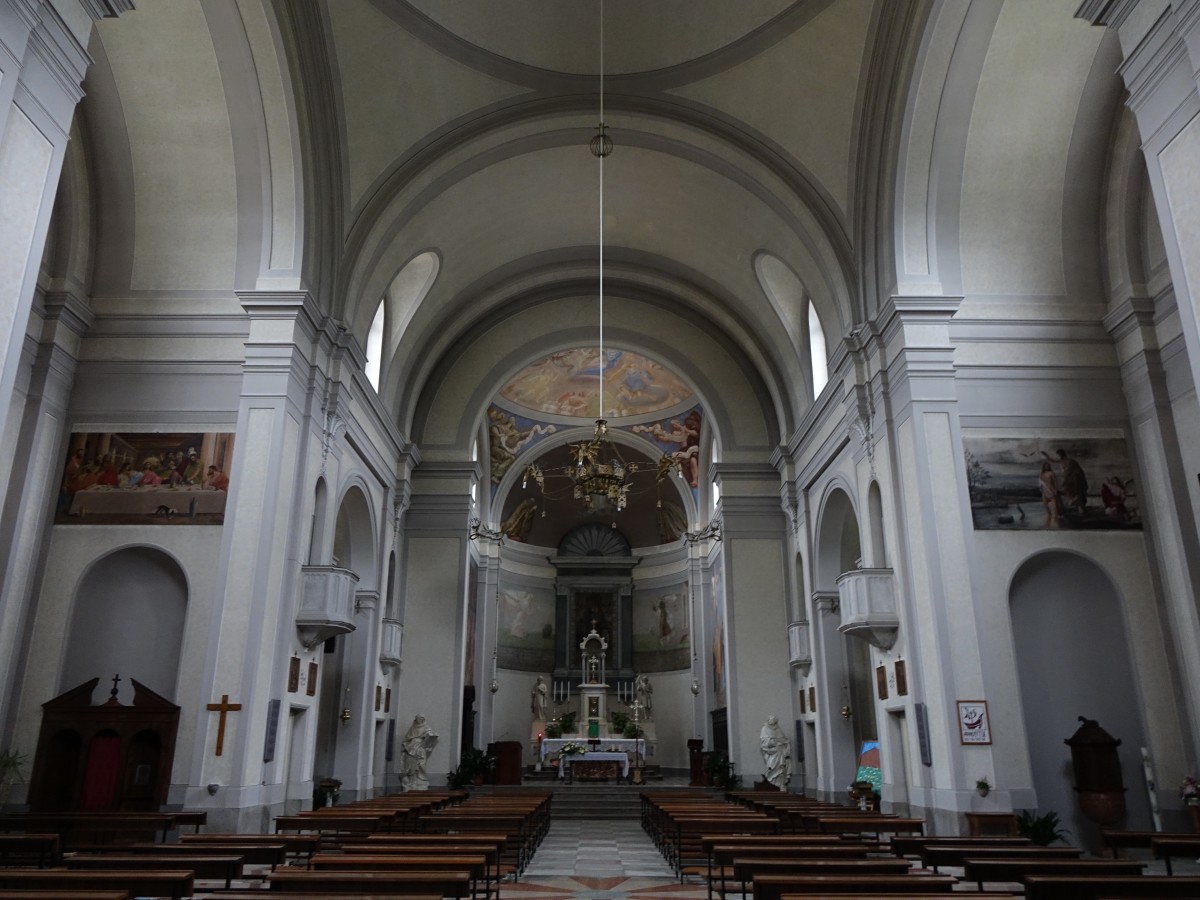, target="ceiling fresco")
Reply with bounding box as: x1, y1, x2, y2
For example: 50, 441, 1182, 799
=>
498, 348, 696, 420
